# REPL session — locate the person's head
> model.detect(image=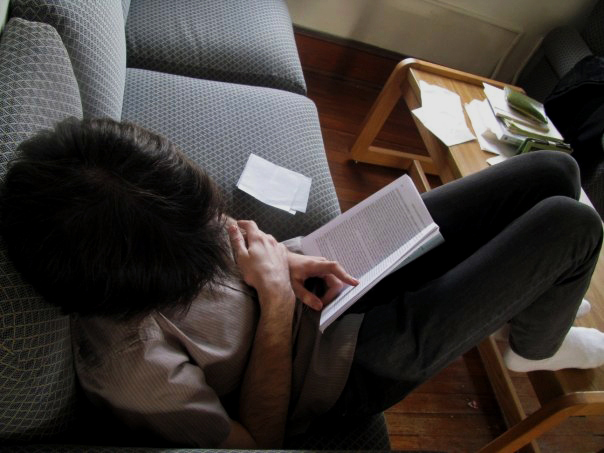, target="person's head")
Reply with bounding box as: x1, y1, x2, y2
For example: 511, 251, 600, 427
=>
1, 117, 231, 319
